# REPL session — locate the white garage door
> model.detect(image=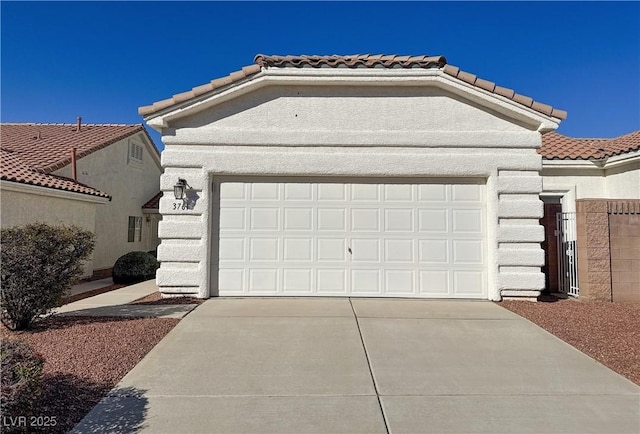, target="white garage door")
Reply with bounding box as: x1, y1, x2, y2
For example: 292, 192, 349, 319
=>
215, 178, 486, 298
